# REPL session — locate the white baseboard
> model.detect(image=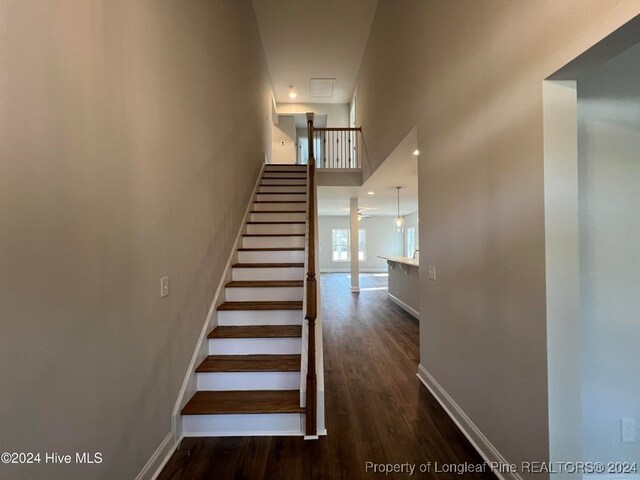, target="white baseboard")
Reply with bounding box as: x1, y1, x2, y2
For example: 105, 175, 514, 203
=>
134, 432, 181, 480
387, 292, 420, 320
417, 364, 522, 480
